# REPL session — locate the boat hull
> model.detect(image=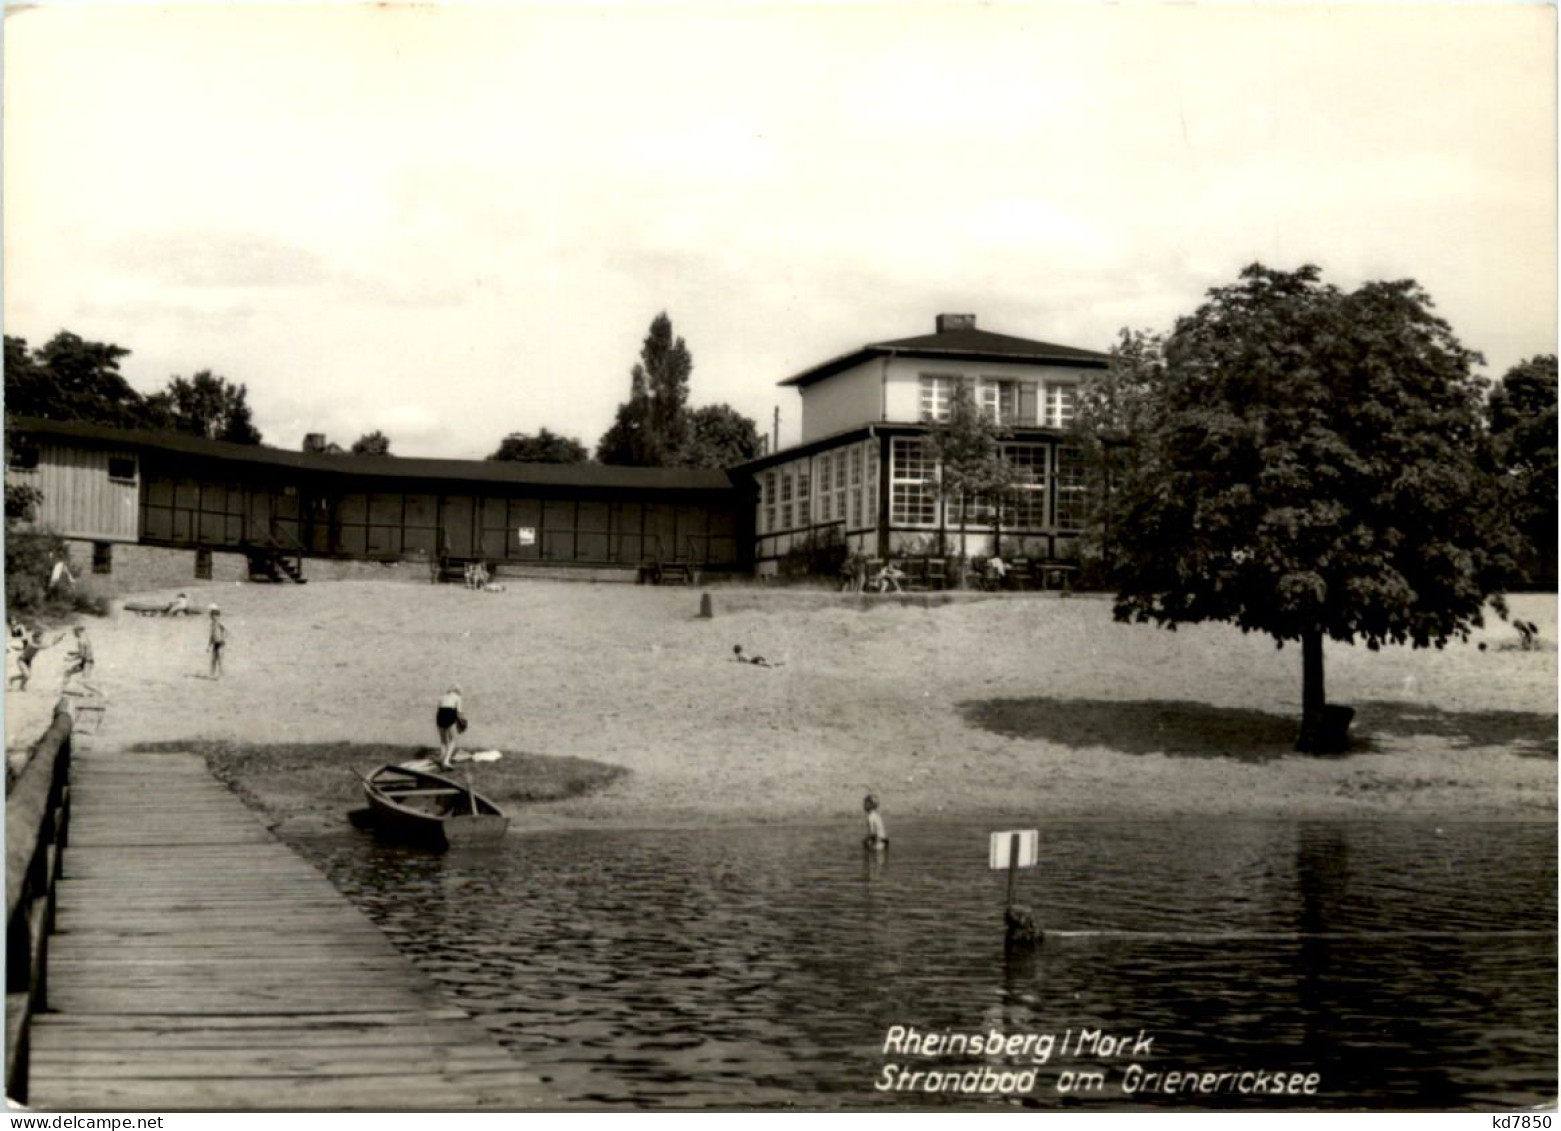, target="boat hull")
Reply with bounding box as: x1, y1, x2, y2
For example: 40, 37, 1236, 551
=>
359, 763, 510, 848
